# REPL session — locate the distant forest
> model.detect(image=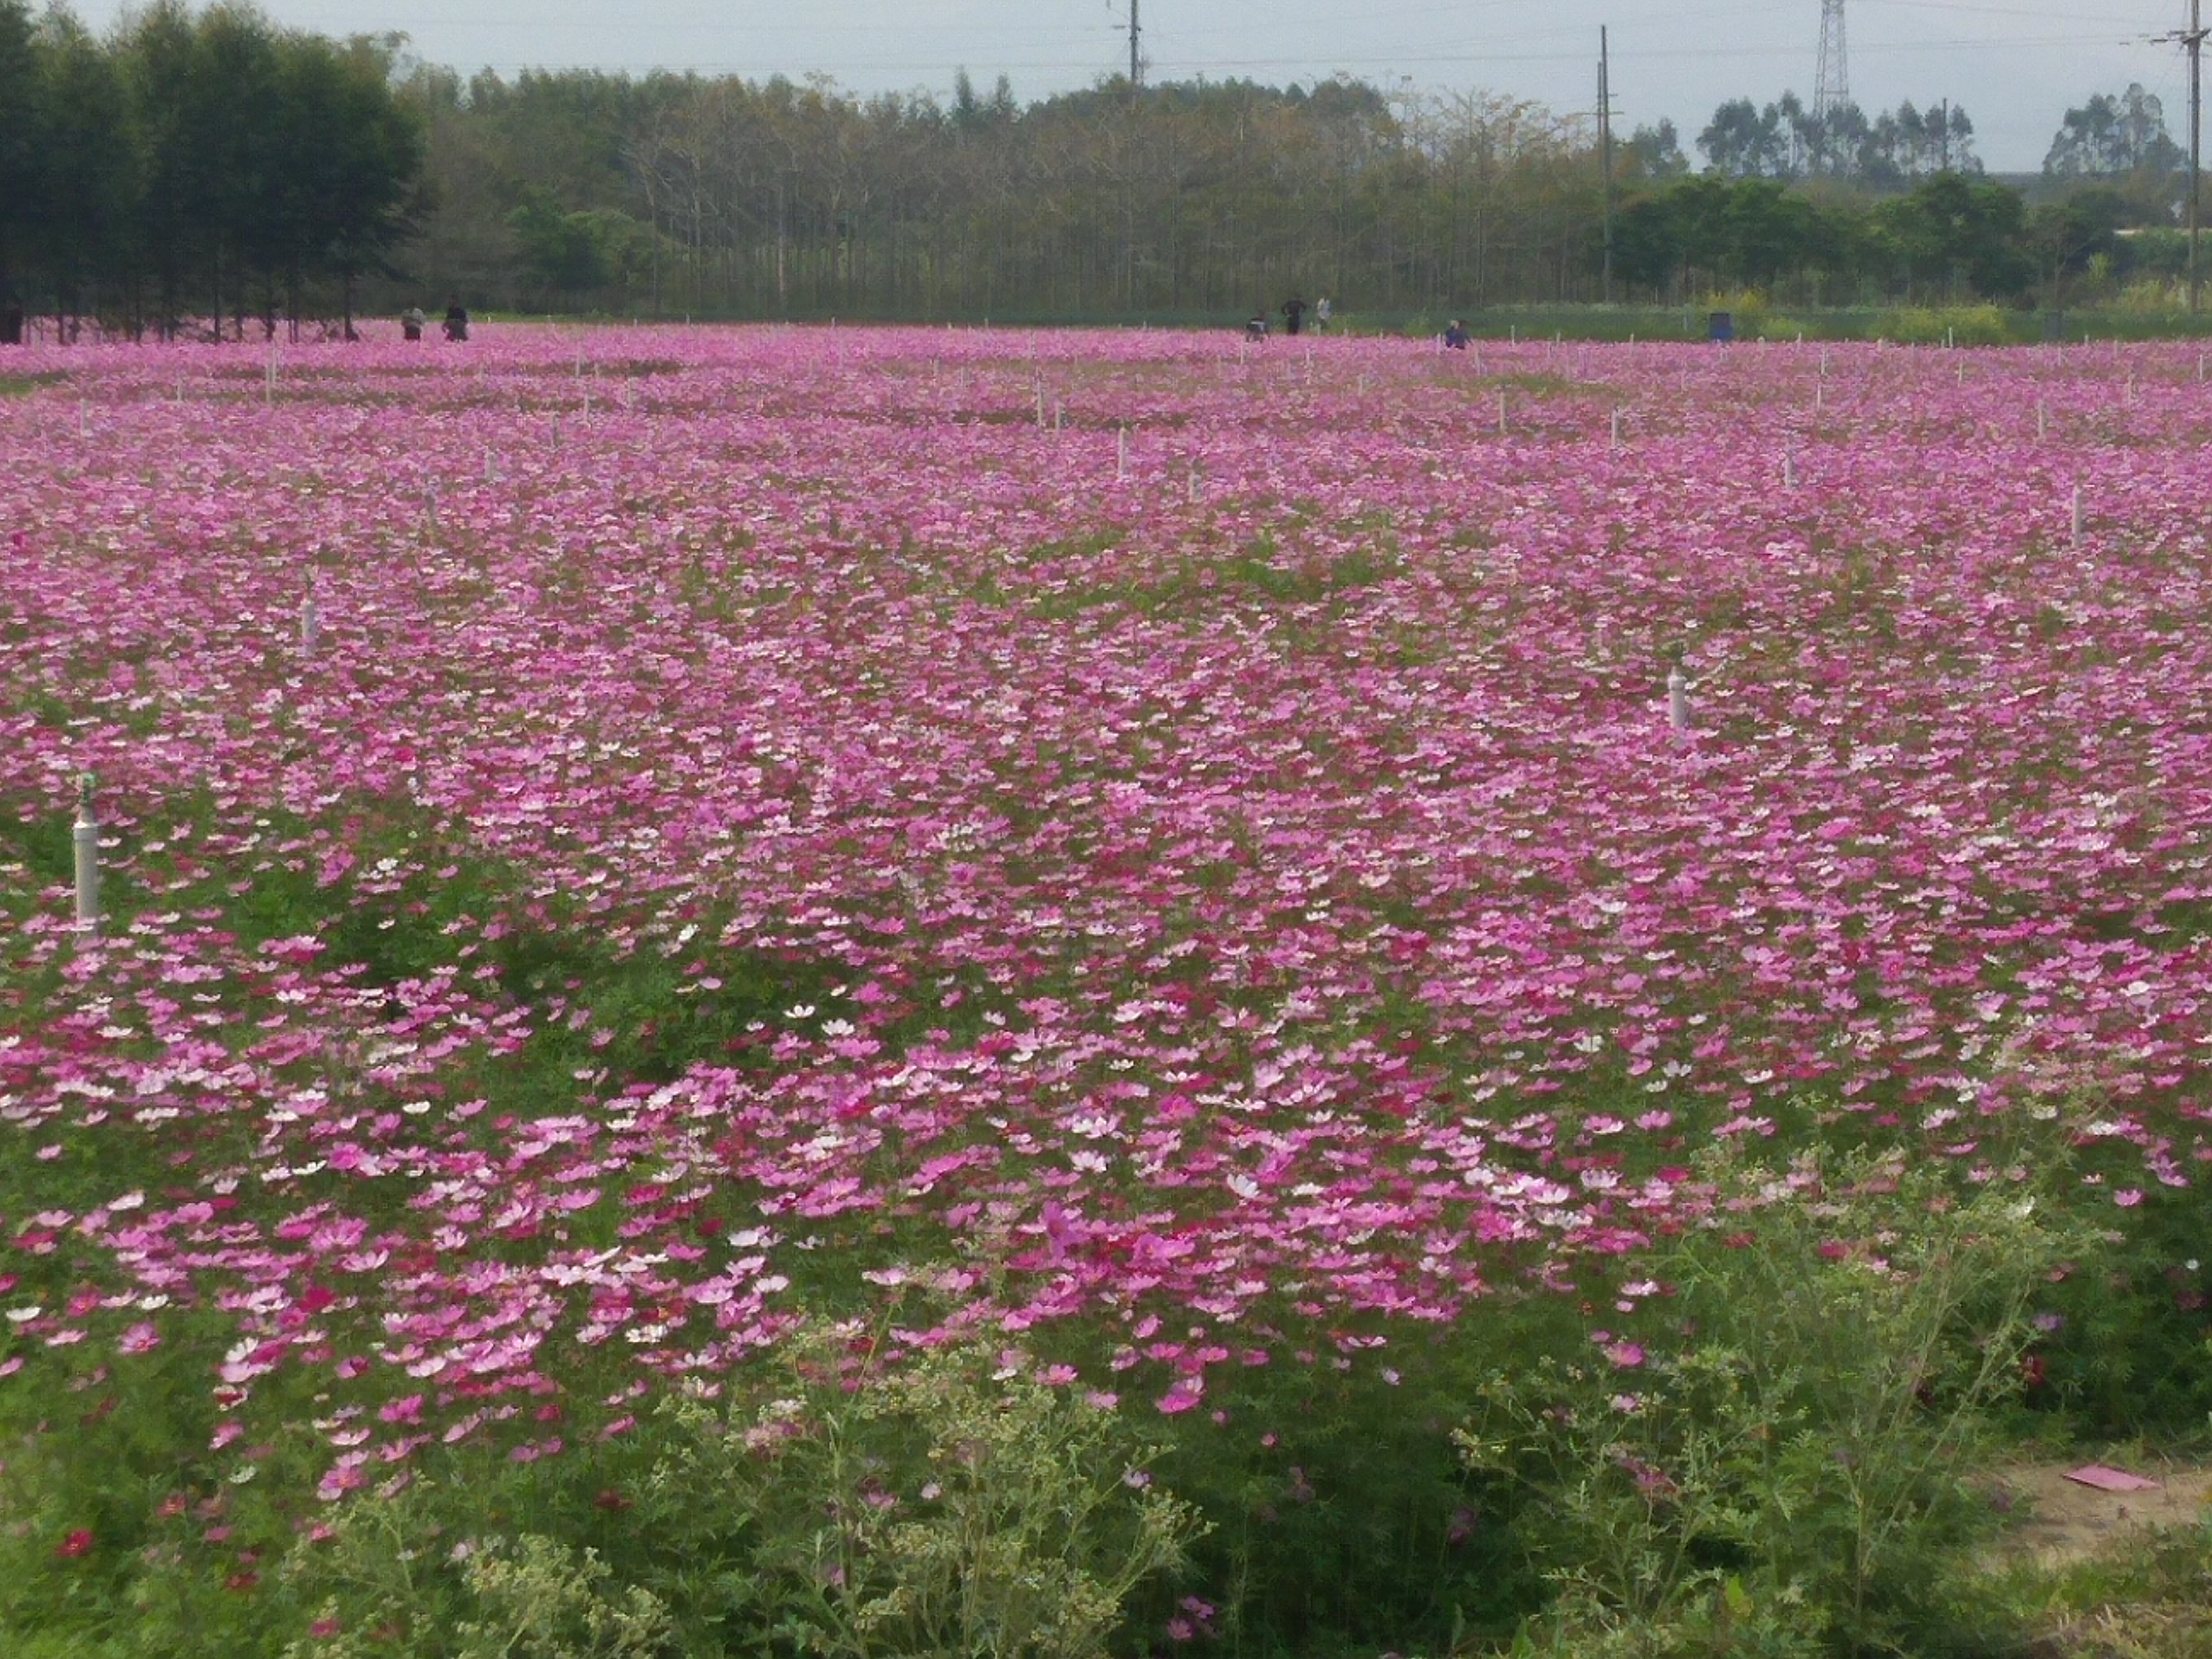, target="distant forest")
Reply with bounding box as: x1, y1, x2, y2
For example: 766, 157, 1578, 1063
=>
0, 0, 2198, 337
